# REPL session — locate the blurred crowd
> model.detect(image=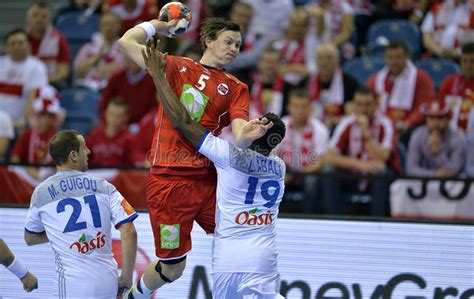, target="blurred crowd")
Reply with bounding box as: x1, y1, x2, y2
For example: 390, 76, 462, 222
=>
0, 0, 473, 216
